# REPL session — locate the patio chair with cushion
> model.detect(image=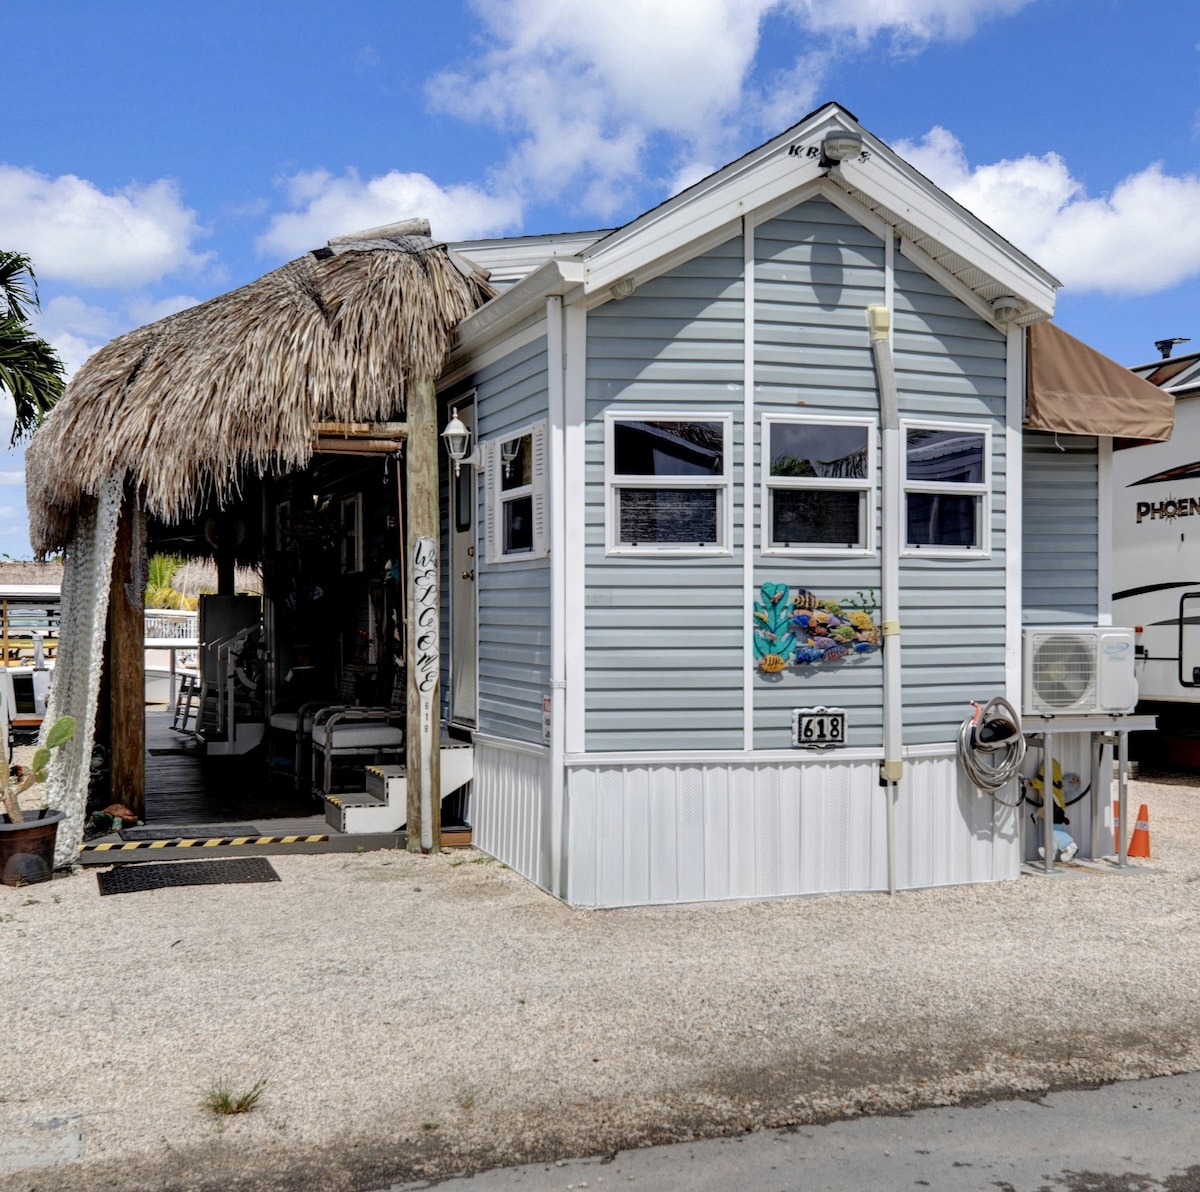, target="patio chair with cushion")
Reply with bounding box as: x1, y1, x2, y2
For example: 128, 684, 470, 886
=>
310, 705, 405, 797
